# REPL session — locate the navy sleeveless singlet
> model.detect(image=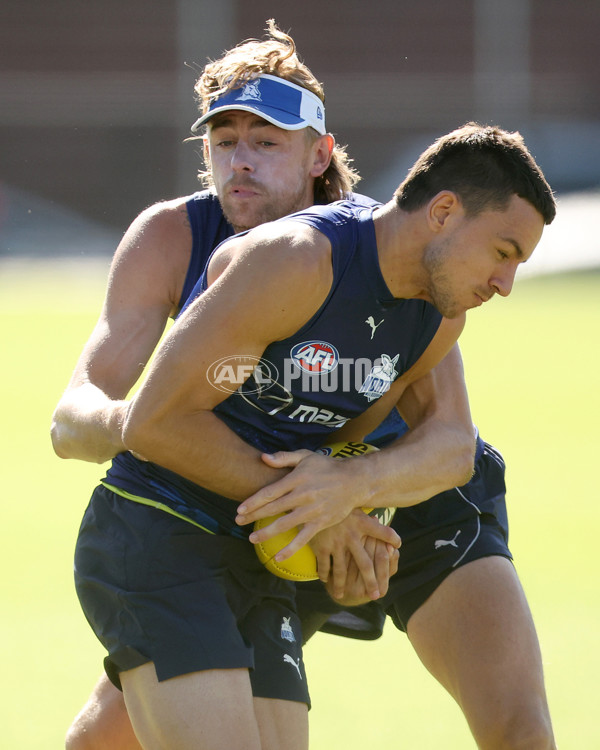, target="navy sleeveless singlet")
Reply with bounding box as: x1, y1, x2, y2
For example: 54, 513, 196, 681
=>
103, 200, 441, 534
